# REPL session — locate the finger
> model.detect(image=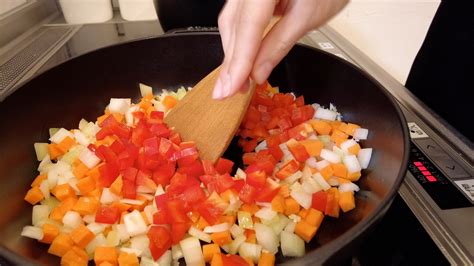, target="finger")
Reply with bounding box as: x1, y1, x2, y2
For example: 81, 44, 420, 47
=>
221, 0, 275, 98
252, 0, 349, 84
